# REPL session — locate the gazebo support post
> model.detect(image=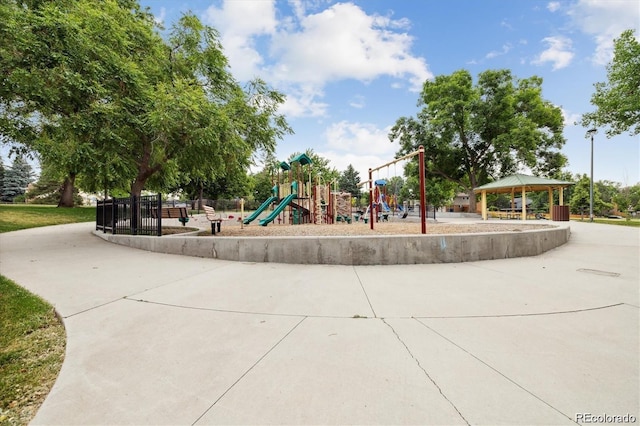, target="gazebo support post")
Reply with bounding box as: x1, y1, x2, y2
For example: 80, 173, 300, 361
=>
559, 188, 564, 206
521, 187, 527, 221
511, 189, 515, 216
548, 188, 553, 219
481, 190, 487, 220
